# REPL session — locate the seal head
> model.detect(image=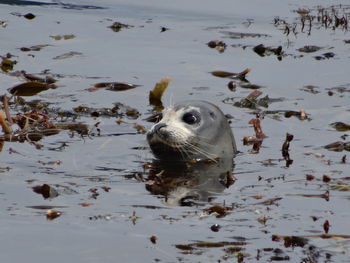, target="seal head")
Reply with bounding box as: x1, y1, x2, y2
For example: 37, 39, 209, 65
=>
147, 100, 237, 161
